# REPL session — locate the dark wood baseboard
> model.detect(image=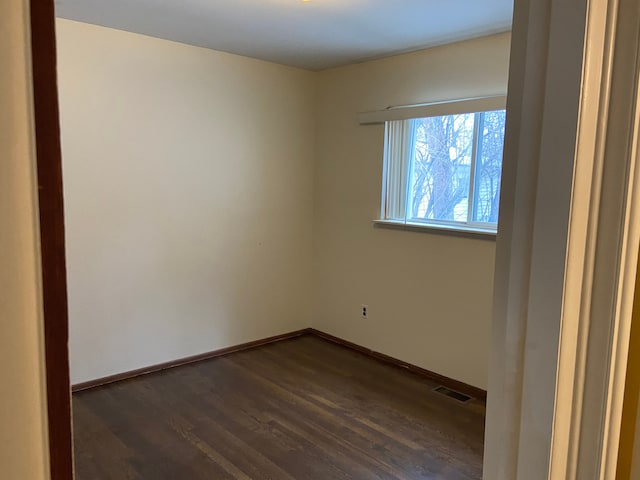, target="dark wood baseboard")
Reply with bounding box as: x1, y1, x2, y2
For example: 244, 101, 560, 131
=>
73, 328, 486, 401
72, 329, 313, 392
309, 329, 487, 401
